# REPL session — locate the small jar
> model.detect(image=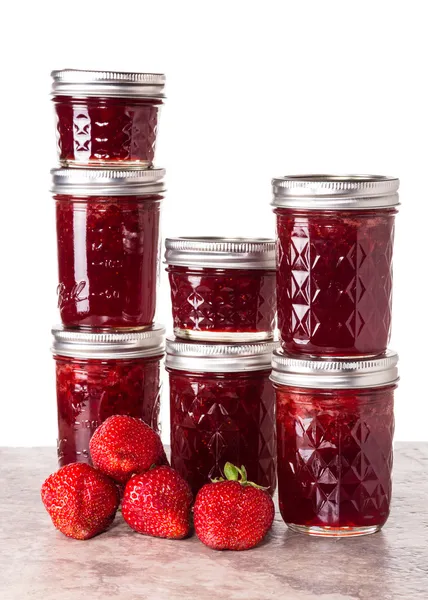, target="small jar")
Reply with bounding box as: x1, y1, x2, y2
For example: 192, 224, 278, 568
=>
51, 69, 165, 168
271, 350, 399, 537
272, 175, 399, 357
166, 338, 278, 495
165, 237, 277, 342
52, 168, 164, 329
52, 324, 165, 467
